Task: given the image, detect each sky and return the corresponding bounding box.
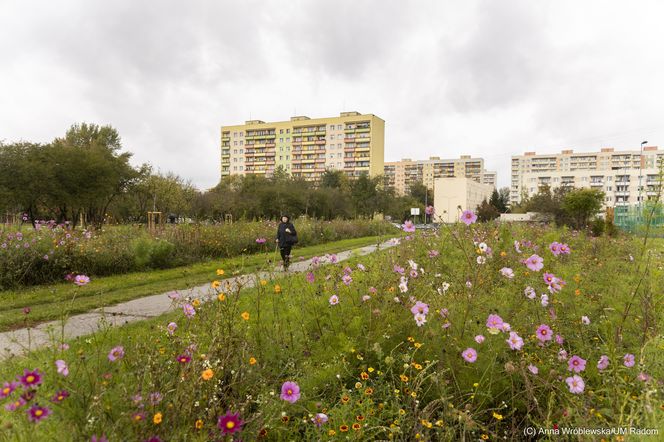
[2,0,664,190]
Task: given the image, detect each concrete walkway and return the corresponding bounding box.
[0,239,397,360]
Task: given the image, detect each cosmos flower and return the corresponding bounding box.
[623,353,635,367]
[486,314,504,331]
[524,286,536,299]
[462,348,477,363]
[410,301,429,316]
[107,346,125,362]
[312,413,328,427]
[217,411,243,435]
[18,369,42,388]
[500,267,514,279]
[460,210,477,225]
[176,354,191,364]
[524,254,544,272]
[73,275,90,286]
[568,355,587,373]
[255,237,267,244]
[402,221,416,233]
[280,381,301,403]
[27,404,52,422]
[50,390,70,403]
[528,364,539,375]
[414,313,427,327]
[329,295,339,305]
[342,274,352,286]
[167,322,177,335]
[565,375,585,394]
[549,242,561,256]
[183,304,196,318]
[55,360,68,377]
[506,332,524,350]
[597,355,609,371]
[581,316,590,325]
[1,381,19,399]
[474,335,485,344]
[476,256,486,265]
[535,324,553,342]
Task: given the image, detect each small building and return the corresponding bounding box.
[433,177,494,223]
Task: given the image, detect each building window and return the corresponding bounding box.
[239,141,243,146]
[280,147,283,152]
[280,129,283,134]
[234,141,238,146]
[329,125,334,130]
[286,129,290,134]
[233,149,238,154]
[239,149,243,154]
[286,155,290,160]
[338,143,342,148]
[233,132,237,137]
[233,166,237,171]
[240,132,243,137]
[239,166,243,171]
[279,138,283,142]
[330,134,335,140]
[337,125,342,130]
[279,156,283,160]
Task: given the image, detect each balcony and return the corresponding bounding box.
[344,137,356,143]
[314,140,326,145]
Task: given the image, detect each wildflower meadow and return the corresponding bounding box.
[0,216,663,441]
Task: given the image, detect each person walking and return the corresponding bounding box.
[276,214,297,270]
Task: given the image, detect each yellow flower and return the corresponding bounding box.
[360,372,369,380]
[492,411,503,420]
[217,293,226,301]
[364,387,374,396]
[328,430,336,436]
[481,435,489,440]
[201,369,214,380]
[340,424,349,432]
[249,357,257,365]
[410,391,417,398]
[241,311,250,321]
[407,336,415,343]
[575,289,581,296]
[400,374,409,382]
[260,280,268,286]
[399,409,406,415]
[500,251,507,257]
[195,419,203,429]
[274,284,281,293]
[192,299,200,307]
[473,382,479,388]
[414,342,422,348]
[367,367,375,373]
[435,420,443,427]
[414,363,423,370]
[211,280,221,289]
[355,382,362,389]
[153,412,162,424]
[216,269,225,276]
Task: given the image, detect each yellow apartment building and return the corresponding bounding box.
[220,112,385,181]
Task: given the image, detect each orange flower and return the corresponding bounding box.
[195,419,204,429]
[241,311,250,321]
[201,369,214,380]
[360,372,369,380]
[212,280,221,289]
[217,293,226,301]
[249,357,257,365]
[340,425,349,432]
[216,269,225,276]
[274,284,281,293]
[352,423,361,430]
[153,412,163,424]
[364,387,374,396]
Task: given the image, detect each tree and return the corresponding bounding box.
[489,187,510,213]
[409,182,433,206]
[562,188,605,229]
[476,198,500,222]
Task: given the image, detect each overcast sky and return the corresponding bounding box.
[2,1,663,189]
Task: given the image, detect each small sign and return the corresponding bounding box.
[410,208,420,216]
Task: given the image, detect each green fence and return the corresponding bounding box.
[614,203,664,235]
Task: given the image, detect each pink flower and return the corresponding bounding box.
[506,332,524,350]
[361,295,371,302]
[306,272,315,283]
[107,346,124,362]
[167,322,177,335]
[565,375,585,394]
[567,355,587,373]
[559,243,571,255]
[217,411,244,434]
[17,369,42,388]
[328,295,339,305]
[73,275,90,286]
[55,360,68,377]
[462,348,477,363]
[402,221,416,233]
[535,324,553,342]
[597,355,609,370]
[460,210,477,225]
[425,205,435,215]
[623,353,635,367]
[581,316,590,325]
[27,404,52,422]
[183,304,196,318]
[528,364,539,375]
[1,381,19,399]
[555,335,564,345]
[414,313,427,327]
[410,301,429,316]
[312,413,328,427]
[255,237,267,244]
[540,294,549,307]
[311,256,321,266]
[524,286,536,299]
[4,397,26,411]
[524,254,544,272]
[329,254,338,264]
[558,349,568,361]
[500,267,514,279]
[428,250,439,258]
[549,241,561,256]
[486,314,504,331]
[638,372,652,382]
[280,381,301,403]
[341,274,352,286]
[393,265,405,275]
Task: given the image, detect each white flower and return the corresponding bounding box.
[541,294,549,307]
[479,242,488,252]
[581,316,590,325]
[476,256,486,265]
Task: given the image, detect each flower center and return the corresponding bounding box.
[287,389,292,395]
[26,375,35,383]
[35,410,43,416]
[226,421,235,429]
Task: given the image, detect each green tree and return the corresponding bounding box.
[476,198,500,222]
[562,188,605,229]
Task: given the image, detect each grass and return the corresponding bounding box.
[0,224,662,441]
[0,235,386,332]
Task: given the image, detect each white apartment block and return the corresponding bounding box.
[510,147,663,208]
[433,177,495,223]
[384,155,496,196]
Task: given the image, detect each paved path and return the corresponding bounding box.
[0,239,396,360]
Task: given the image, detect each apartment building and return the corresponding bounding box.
[220,112,384,181]
[433,177,495,223]
[384,155,496,195]
[510,146,663,207]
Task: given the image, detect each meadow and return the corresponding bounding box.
[0,217,663,441]
[0,219,392,289]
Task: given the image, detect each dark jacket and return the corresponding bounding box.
[276,221,297,248]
